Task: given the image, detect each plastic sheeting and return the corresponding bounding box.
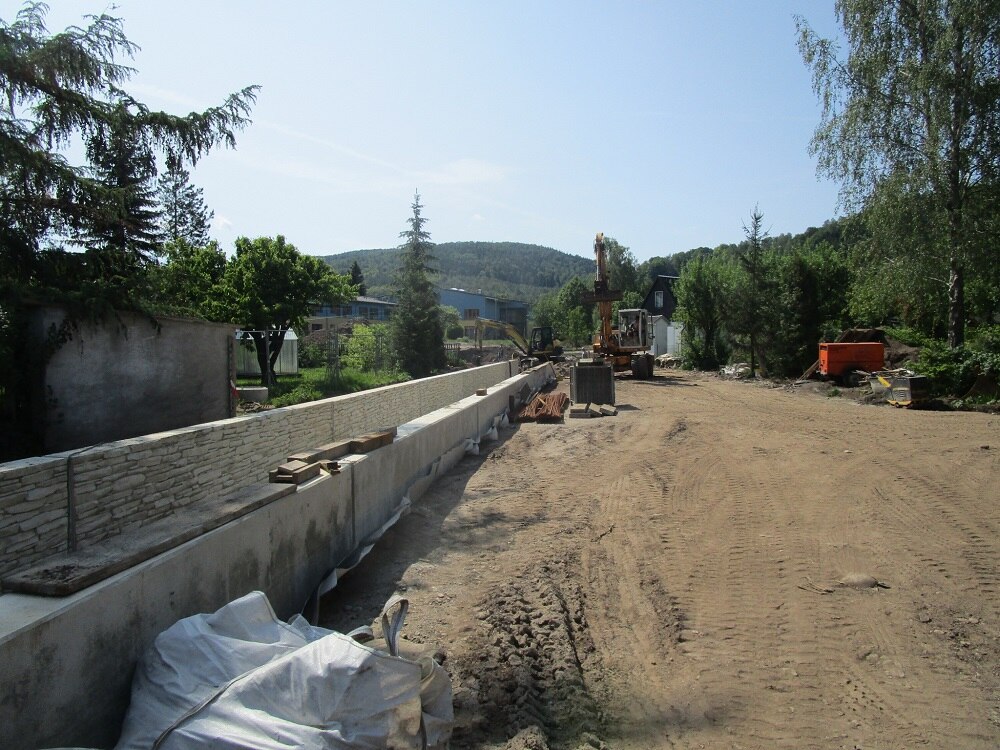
[115,591,452,750]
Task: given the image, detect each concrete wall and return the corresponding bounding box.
[0,361,554,750]
[0,361,515,582]
[34,307,236,453]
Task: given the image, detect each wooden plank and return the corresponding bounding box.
[269,461,322,484]
[349,429,395,453]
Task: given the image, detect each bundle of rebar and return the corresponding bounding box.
[516,392,569,422]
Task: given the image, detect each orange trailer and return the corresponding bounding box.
[818,342,885,385]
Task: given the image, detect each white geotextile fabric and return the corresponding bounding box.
[115,591,448,750]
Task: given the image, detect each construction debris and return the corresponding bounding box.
[515,392,569,422]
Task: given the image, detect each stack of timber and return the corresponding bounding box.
[269,429,397,485]
[515,392,569,422]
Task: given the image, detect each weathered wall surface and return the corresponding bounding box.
[0,361,552,750]
[0,361,515,583]
[35,307,237,453]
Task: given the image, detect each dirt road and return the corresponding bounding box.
[321,370,999,749]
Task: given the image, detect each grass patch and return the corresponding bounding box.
[237,367,409,407]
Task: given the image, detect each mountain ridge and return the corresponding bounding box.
[321,241,595,303]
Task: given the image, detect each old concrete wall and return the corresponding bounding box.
[0,361,515,583]
[0,361,552,750]
[35,307,237,453]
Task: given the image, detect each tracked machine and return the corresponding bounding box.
[474,317,563,366]
[571,233,655,405]
[585,232,655,379]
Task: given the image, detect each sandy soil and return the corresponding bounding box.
[320,370,999,750]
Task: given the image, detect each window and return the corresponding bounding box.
[654,290,664,310]
[464,309,480,320]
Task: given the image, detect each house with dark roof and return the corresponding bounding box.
[640,275,684,356]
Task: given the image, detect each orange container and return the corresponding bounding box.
[818,342,885,377]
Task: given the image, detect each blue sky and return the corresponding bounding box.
[13,1,845,262]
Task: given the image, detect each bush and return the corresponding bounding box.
[298,342,327,368]
[883,326,931,348]
[912,340,1000,398]
[967,324,1000,354]
[270,383,323,407]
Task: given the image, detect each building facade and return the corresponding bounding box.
[306,296,397,333]
[438,287,530,338]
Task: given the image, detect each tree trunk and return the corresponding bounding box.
[947,252,965,348]
[251,332,270,387]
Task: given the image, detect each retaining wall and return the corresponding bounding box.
[0,361,516,582]
[0,361,554,750]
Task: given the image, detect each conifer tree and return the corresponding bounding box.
[78,101,162,302]
[392,192,446,378]
[157,150,214,247]
[349,260,367,296]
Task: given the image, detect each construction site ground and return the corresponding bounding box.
[320,369,999,750]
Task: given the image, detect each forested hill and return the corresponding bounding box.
[321,241,595,303]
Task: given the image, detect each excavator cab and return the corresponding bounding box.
[529,326,556,355]
[617,309,651,349]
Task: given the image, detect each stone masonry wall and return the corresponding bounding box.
[0,361,514,583]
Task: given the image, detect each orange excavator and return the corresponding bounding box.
[584,232,655,379]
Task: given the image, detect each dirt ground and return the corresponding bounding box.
[320,369,999,750]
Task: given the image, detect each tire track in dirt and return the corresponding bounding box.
[579,442,683,747]
[323,373,1000,750]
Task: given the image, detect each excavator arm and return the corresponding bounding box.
[475,317,531,357]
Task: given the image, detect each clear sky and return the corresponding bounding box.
[13,1,845,262]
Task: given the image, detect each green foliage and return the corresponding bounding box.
[0,2,257,458]
[242,366,408,407]
[549,276,597,346]
[438,305,463,339]
[151,239,227,318]
[603,236,643,298]
[797,0,1000,347]
[913,340,1000,398]
[297,342,327,368]
[0,2,257,290]
[342,323,397,373]
[967,325,1000,354]
[79,100,163,300]
[349,260,367,296]
[676,254,730,370]
[883,326,932,348]
[323,242,593,303]
[391,193,447,378]
[225,235,356,384]
[158,149,214,246]
[675,216,853,378]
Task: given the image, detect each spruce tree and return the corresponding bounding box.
[349,260,367,296]
[79,102,162,301]
[392,192,446,378]
[158,150,214,246]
